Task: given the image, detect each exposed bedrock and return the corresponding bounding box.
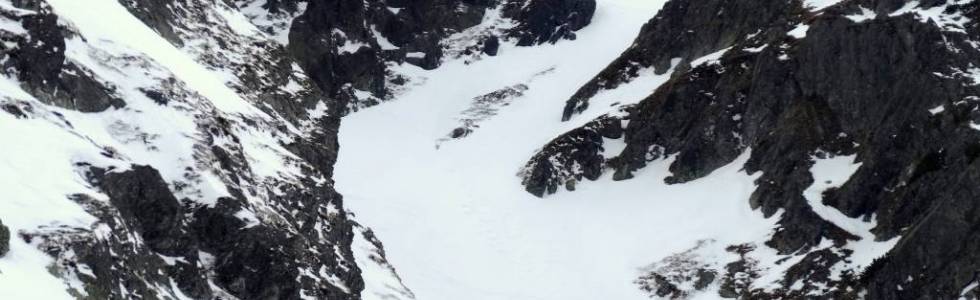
[524,0,980,297]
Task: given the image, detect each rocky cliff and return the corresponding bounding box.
[0,0,592,299]
[523,0,980,298]
[8,0,980,299]
[285,0,595,112]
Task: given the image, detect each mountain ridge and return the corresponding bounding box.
[3,0,980,299]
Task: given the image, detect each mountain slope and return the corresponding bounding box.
[5,0,980,299]
[0,0,599,298]
[523,0,980,298]
[332,1,775,299]
[0,0,396,298]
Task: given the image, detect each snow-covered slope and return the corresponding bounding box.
[0,0,410,298]
[6,0,980,299]
[334,1,776,299]
[0,0,602,298]
[339,0,980,299]
[513,0,980,298]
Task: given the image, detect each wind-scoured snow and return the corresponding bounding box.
[351,225,417,300]
[804,0,844,11]
[889,1,971,33]
[0,76,103,300]
[47,0,266,116]
[846,7,878,23]
[803,155,898,282]
[803,155,864,236]
[788,24,810,39]
[691,47,732,67]
[335,1,780,299]
[239,0,308,45]
[0,0,407,297]
[963,280,980,299]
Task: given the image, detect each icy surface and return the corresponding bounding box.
[335,1,778,299]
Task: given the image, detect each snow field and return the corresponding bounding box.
[335,1,781,299]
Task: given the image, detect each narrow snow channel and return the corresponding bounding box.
[335,1,776,299]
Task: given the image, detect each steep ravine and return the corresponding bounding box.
[0,0,592,299]
[4,0,980,299]
[334,1,770,299]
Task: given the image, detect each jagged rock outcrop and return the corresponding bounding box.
[2,2,124,113]
[45,164,362,299]
[285,0,595,112]
[523,0,980,298]
[93,166,189,256]
[560,0,798,120]
[520,110,625,197]
[0,0,600,298]
[503,0,596,46]
[0,0,415,298]
[437,83,528,146]
[0,219,8,257]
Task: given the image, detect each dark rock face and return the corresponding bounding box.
[0,219,8,257]
[1,2,125,112]
[520,111,624,197]
[28,148,362,300]
[482,36,500,56]
[560,0,798,120]
[120,0,328,125]
[119,0,182,45]
[503,0,596,46]
[91,166,188,256]
[32,172,214,299]
[0,0,598,298]
[19,163,365,300]
[0,0,414,298]
[374,0,491,68]
[438,83,528,146]
[524,0,980,298]
[283,0,596,112]
[188,188,360,300]
[287,0,389,113]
